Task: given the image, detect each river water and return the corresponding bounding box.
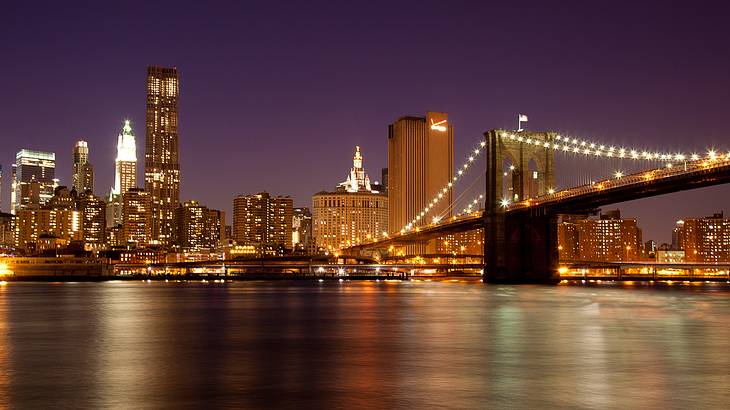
[0,280,727,409]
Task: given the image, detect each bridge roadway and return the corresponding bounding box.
[114,259,483,278]
[347,154,730,254]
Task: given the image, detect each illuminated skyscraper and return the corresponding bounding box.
[12,149,57,214]
[388,112,453,252]
[72,140,94,193]
[107,120,138,228]
[114,120,137,197]
[145,66,180,246]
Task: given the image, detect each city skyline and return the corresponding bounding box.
[2,2,730,243]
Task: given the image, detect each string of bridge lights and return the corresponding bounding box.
[500,132,710,162]
[398,131,722,234]
[400,140,487,234]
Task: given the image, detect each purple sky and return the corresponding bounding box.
[2,1,729,243]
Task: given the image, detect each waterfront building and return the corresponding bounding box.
[233,192,293,255]
[174,200,224,251]
[388,112,453,253]
[14,208,82,251]
[122,188,151,246]
[72,141,94,193]
[292,207,314,254]
[144,66,180,246]
[78,191,106,249]
[11,149,57,214]
[312,146,388,252]
[574,209,643,262]
[675,212,730,263]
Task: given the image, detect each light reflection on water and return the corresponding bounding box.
[0,281,728,409]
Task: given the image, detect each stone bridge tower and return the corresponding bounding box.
[483,129,559,283]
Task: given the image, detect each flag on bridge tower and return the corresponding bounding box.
[518,114,528,131]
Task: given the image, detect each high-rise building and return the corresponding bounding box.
[122,188,151,246]
[388,112,453,252]
[292,207,314,254]
[72,141,94,193]
[11,149,56,214]
[233,192,293,253]
[145,66,180,246]
[78,192,106,249]
[675,212,730,263]
[174,200,224,252]
[573,210,643,262]
[107,120,138,228]
[312,146,388,252]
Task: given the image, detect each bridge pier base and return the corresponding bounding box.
[484,210,560,284]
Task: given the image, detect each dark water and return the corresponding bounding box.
[0,281,728,409]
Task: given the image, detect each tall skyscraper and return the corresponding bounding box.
[312,146,388,252]
[72,140,94,193]
[388,112,453,252]
[233,192,293,252]
[12,149,56,214]
[145,66,180,247]
[107,120,138,228]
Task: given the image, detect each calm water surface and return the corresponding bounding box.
[0,281,728,409]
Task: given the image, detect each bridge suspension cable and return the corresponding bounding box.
[401,139,487,233]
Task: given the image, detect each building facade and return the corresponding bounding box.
[312,146,388,252]
[233,192,293,254]
[175,200,224,252]
[675,212,730,263]
[144,66,180,246]
[11,149,57,214]
[388,112,453,254]
[72,140,94,193]
[122,188,151,246]
[78,192,106,249]
[565,210,643,262]
[292,207,314,254]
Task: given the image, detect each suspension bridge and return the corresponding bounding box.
[344,128,730,283]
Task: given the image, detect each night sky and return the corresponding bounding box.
[2,1,729,243]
